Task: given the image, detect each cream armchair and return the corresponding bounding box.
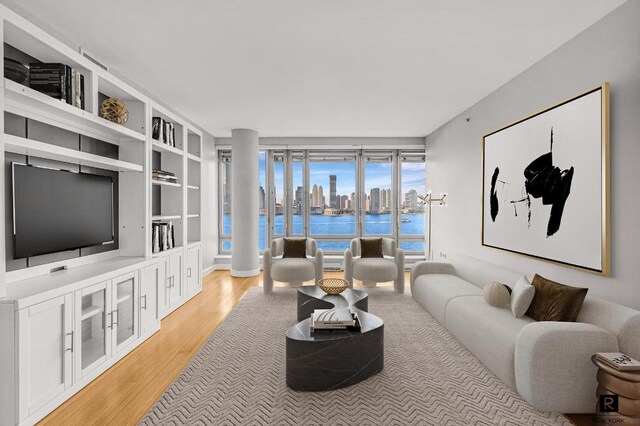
[344,238,405,293]
[263,238,324,294]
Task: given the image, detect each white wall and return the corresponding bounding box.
[425,1,640,308]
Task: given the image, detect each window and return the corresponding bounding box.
[219,149,426,255]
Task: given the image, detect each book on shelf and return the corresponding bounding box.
[29,62,85,109]
[152,117,177,147]
[596,353,640,371]
[152,221,176,253]
[310,308,361,332]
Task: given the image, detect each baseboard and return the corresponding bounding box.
[230,268,260,277]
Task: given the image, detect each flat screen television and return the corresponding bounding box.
[12,163,114,258]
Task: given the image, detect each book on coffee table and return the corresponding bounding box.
[596,352,640,371]
[310,309,361,332]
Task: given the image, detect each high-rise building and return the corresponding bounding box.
[385,189,392,211]
[259,185,265,210]
[318,185,324,208]
[370,188,380,213]
[294,186,303,214]
[404,189,419,211]
[341,195,349,210]
[312,184,318,207]
[329,175,337,208]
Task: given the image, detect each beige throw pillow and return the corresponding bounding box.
[510,275,535,318]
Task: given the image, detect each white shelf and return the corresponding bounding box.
[152,180,181,188]
[151,246,183,258]
[152,141,183,156]
[187,185,200,190]
[4,134,144,172]
[116,293,131,305]
[4,79,145,143]
[187,153,201,163]
[187,214,200,218]
[80,305,104,321]
[152,214,182,221]
[187,241,201,248]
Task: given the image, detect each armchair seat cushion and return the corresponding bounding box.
[270,258,316,282]
[353,258,398,282]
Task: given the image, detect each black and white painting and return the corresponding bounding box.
[482,85,608,273]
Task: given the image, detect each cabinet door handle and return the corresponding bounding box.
[66,331,74,352]
[107,311,113,329]
[141,294,147,310]
[113,309,119,325]
[187,267,191,278]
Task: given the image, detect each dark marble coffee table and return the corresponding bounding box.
[285,286,384,392]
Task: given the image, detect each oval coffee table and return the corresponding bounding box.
[286,286,384,391]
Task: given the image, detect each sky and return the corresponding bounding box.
[257,152,425,201]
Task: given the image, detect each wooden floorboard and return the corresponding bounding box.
[37,270,580,425]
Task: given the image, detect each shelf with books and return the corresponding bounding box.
[151,103,185,152]
[4,78,146,144]
[152,141,183,156]
[4,134,144,173]
[151,179,181,188]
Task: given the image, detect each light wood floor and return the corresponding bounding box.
[39,271,583,426]
[39,271,395,425]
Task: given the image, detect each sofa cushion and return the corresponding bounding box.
[352,258,397,282]
[526,274,588,322]
[446,296,535,389]
[411,274,482,325]
[270,258,315,282]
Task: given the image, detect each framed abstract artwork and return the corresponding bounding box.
[482,83,610,275]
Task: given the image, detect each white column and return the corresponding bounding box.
[231,129,260,277]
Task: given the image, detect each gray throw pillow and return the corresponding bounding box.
[510,275,535,318]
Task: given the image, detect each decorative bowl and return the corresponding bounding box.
[318,278,349,295]
[100,97,129,125]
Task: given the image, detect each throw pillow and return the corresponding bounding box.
[360,238,383,258]
[283,238,307,258]
[525,274,588,322]
[483,282,511,307]
[510,275,535,318]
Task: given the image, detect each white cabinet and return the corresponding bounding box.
[140,262,163,336]
[74,281,110,381]
[187,246,201,296]
[17,294,73,422]
[111,272,138,354]
[159,251,185,318]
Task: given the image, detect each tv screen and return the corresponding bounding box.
[12,163,114,258]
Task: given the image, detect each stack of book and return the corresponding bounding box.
[152,117,176,147]
[310,308,361,332]
[29,63,85,109]
[152,169,178,184]
[596,353,640,371]
[152,221,175,253]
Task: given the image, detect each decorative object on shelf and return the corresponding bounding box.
[152,220,175,253]
[318,278,349,295]
[483,281,511,307]
[482,83,610,275]
[4,57,29,85]
[419,190,448,259]
[100,97,129,125]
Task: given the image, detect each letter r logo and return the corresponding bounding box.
[599,394,618,412]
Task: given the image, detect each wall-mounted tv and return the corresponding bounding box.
[12,163,114,258]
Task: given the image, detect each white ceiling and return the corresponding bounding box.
[5,0,626,137]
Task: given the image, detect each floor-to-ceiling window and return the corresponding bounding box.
[218,148,426,256]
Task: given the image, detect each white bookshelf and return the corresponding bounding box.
[0,6,206,425]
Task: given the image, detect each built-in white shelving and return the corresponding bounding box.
[187,153,201,163]
[80,305,104,321]
[187,214,200,219]
[4,134,144,173]
[152,214,182,221]
[152,141,183,156]
[152,180,181,188]
[187,185,199,190]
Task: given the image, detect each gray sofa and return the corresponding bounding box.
[411,254,640,413]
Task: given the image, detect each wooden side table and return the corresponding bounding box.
[592,355,640,421]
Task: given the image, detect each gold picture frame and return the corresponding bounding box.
[481,83,610,275]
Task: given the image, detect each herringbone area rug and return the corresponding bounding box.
[141,287,570,425]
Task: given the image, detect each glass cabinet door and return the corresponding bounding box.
[113,272,137,352]
[75,282,110,380]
